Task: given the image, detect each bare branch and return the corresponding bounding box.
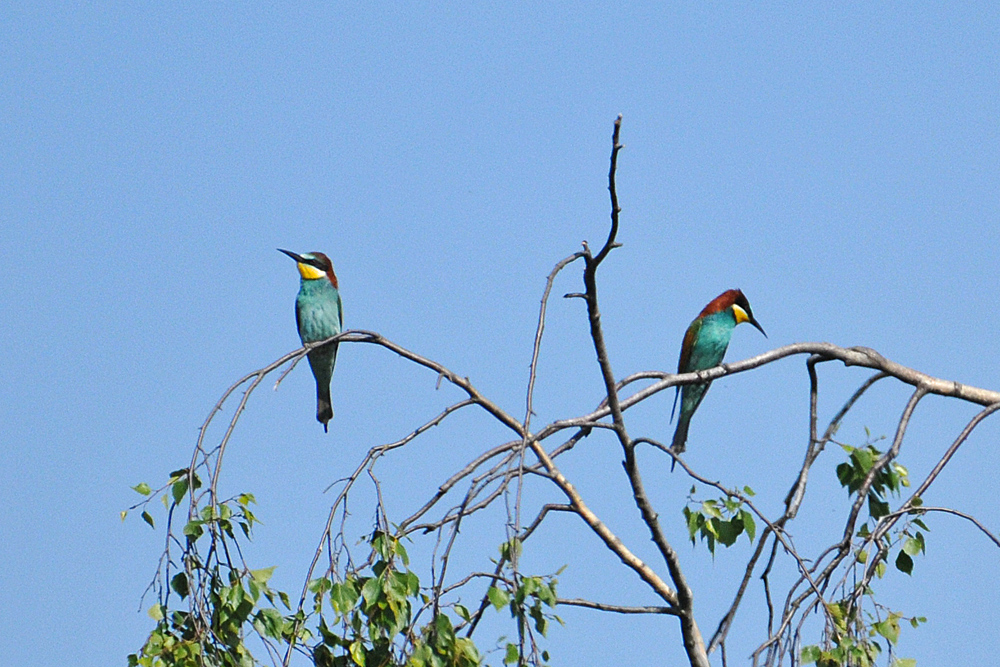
[524,252,585,433]
[576,117,709,667]
[556,598,678,616]
[885,506,1000,549]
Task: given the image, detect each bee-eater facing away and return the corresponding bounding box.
[670,289,766,470]
[279,249,343,432]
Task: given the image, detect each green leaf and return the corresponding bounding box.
[251,566,277,585]
[715,517,741,547]
[499,538,522,562]
[132,482,153,496]
[895,550,914,575]
[171,572,189,599]
[743,485,756,497]
[825,601,845,625]
[394,540,409,566]
[903,536,923,557]
[891,659,917,667]
[504,643,519,665]
[836,462,853,488]
[147,603,164,621]
[349,640,366,667]
[256,608,285,639]
[701,500,723,519]
[141,511,155,529]
[488,586,510,610]
[868,494,890,520]
[538,581,558,607]
[874,615,900,644]
[800,645,822,664]
[361,576,381,605]
[741,509,756,543]
[683,507,700,541]
[854,447,874,472]
[182,520,203,539]
[435,611,455,638]
[405,571,420,596]
[330,581,360,613]
[120,510,128,522]
[309,577,330,595]
[171,479,189,505]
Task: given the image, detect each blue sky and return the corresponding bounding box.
[2,3,998,665]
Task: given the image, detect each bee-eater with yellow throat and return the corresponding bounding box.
[670,289,765,469]
[279,249,343,432]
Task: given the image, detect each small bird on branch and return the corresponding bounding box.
[279,249,343,432]
[670,289,766,470]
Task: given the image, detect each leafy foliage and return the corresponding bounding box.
[127,469,565,667]
[835,442,909,521]
[682,486,757,555]
[798,439,929,666]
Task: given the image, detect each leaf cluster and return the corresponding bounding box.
[681,486,757,555]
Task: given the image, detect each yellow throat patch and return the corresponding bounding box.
[732,304,750,325]
[297,262,327,280]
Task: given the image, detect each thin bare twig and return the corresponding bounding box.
[556,598,678,616]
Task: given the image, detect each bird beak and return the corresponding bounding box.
[749,317,767,338]
[278,248,305,263]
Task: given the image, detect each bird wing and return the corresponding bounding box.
[671,318,702,422]
[677,318,701,373]
[295,299,303,339]
[337,290,344,332]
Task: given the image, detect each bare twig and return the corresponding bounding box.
[883,506,1000,549]
[556,598,678,616]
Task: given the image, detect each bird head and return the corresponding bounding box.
[699,289,766,337]
[278,249,339,287]
[729,290,766,337]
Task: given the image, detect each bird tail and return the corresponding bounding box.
[669,414,690,472]
[308,348,336,433]
[316,386,333,433]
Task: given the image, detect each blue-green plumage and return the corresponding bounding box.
[670,289,765,469]
[279,249,343,432]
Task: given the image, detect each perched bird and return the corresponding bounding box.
[278,249,343,432]
[670,289,766,469]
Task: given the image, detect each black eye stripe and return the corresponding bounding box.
[735,294,752,316]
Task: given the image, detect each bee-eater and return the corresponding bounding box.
[279,249,343,432]
[670,289,766,469]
